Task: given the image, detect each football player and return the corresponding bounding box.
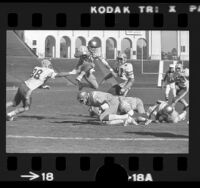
[68,39,117,91]
[77,91,132,124]
[66,45,99,90]
[100,52,134,96]
[6,59,72,121]
[161,64,176,102]
[172,63,189,109]
[105,96,145,126]
[136,100,187,125]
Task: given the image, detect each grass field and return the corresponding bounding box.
[6,85,189,153]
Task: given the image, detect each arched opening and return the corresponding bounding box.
[45,35,56,58]
[137,38,148,60]
[75,36,86,53]
[106,37,117,59]
[121,38,132,59]
[60,36,71,58]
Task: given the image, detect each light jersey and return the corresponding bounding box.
[119,96,142,111]
[87,91,116,107]
[25,66,57,91]
[115,63,134,87]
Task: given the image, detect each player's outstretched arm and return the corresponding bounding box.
[55,72,75,78]
[98,57,117,77]
[99,73,114,85]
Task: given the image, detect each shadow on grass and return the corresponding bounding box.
[58,113,91,118]
[124,131,188,138]
[18,115,61,120]
[50,119,102,126]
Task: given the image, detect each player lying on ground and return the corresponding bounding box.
[103,96,146,126]
[161,64,176,102]
[66,39,117,90]
[77,91,136,125]
[6,59,73,121]
[99,53,134,96]
[172,63,189,109]
[136,100,188,125]
[77,91,144,126]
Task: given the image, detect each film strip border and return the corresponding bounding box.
[0,3,195,29]
[6,12,188,28]
[3,155,188,181]
[0,2,198,182]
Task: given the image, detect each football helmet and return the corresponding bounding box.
[175,63,183,72]
[117,52,127,64]
[165,105,174,114]
[41,59,53,69]
[119,100,132,113]
[74,45,89,58]
[88,39,100,57]
[77,91,89,105]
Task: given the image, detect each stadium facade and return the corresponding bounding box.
[22,30,189,60]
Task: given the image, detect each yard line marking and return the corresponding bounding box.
[7,135,188,141]
[6,87,159,91]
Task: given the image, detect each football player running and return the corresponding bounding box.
[161,64,176,102]
[67,39,117,91]
[6,59,72,121]
[172,63,189,110]
[100,52,134,96]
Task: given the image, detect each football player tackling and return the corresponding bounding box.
[136,100,187,125]
[6,59,72,121]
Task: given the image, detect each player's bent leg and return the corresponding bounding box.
[108,114,129,121]
[103,119,124,126]
[137,100,146,114]
[165,85,170,101]
[84,73,99,89]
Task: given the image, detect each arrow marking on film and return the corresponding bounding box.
[20,171,40,181]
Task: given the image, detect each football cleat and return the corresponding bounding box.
[6,114,14,121]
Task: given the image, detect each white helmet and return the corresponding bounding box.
[165,105,174,114]
[41,59,53,69]
[117,52,127,64]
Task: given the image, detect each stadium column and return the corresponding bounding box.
[56,36,60,58]
[132,37,137,60]
[101,39,106,58]
[71,37,76,59]
[117,38,121,57]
